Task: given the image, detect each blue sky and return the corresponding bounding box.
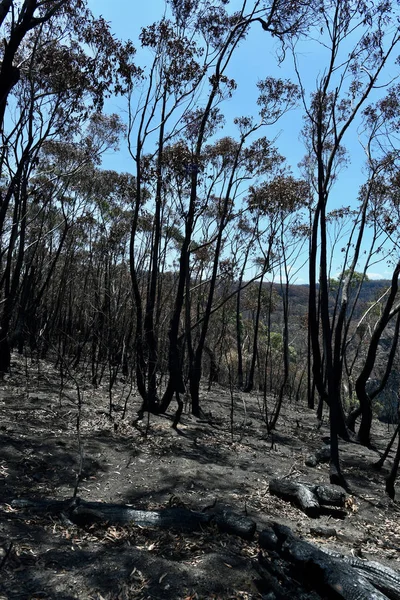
[87,1,396,282]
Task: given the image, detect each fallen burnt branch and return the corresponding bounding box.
[11,497,256,540]
[259,522,400,600]
[269,478,346,517]
[269,478,319,517]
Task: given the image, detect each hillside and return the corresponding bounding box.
[272,279,393,316]
[1,354,400,599]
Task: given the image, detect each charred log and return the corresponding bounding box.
[11,497,256,540]
[269,478,347,517]
[269,478,320,517]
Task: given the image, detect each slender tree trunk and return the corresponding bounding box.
[144,91,167,409]
[1,172,28,344]
[130,165,148,414]
[161,20,251,416]
[386,425,400,499]
[236,243,252,389]
[350,310,400,432]
[236,284,244,389]
[375,423,400,471]
[315,104,348,487]
[269,254,290,429]
[244,273,264,393]
[190,135,249,415]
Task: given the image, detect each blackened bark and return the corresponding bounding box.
[351,310,400,435]
[204,345,219,387]
[269,256,290,430]
[1,166,29,348]
[347,405,362,432]
[0,328,10,377]
[236,269,247,389]
[370,310,400,402]
[259,522,400,600]
[375,423,400,471]
[190,136,246,416]
[143,91,167,409]
[235,233,254,389]
[355,262,400,446]
[162,19,250,416]
[269,478,347,517]
[307,319,315,409]
[269,478,320,517]
[130,163,149,414]
[385,424,400,500]
[12,497,256,540]
[244,273,264,393]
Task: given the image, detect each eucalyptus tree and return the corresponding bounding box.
[347,85,400,446]
[243,174,309,396]
[128,0,318,420]
[296,0,400,486]
[186,130,299,416]
[266,179,309,427]
[231,215,260,389]
[128,13,209,414]
[327,99,400,448]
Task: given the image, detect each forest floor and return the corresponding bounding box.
[1,354,400,600]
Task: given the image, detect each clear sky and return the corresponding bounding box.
[86,1,396,282]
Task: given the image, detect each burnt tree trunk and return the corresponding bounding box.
[355,262,400,446]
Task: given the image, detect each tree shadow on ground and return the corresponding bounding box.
[0,431,107,503]
[0,507,259,600]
